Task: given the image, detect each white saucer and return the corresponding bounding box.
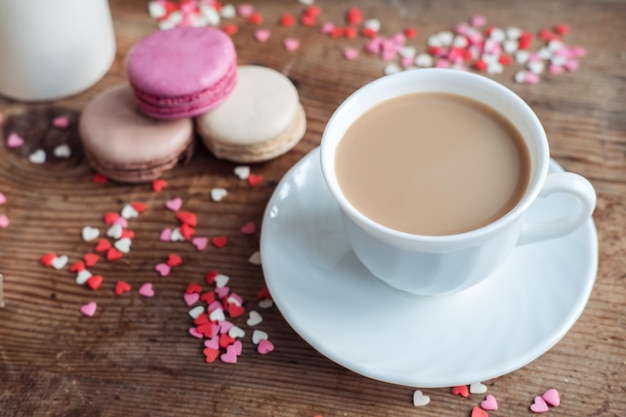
[260,147,598,388]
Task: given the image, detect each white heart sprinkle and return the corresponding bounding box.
[234,165,250,180]
[252,330,269,344]
[515,70,528,84]
[148,1,166,18]
[247,310,263,326]
[258,299,274,309]
[487,62,504,75]
[412,390,431,406]
[28,149,46,164]
[470,382,488,394]
[415,53,433,67]
[427,34,442,47]
[228,326,245,339]
[384,63,401,76]
[227,295,242,307]
[170,228,185,242]
[158,11,182,31]
[215,274,230,288]
[503,39,519,54]
[399,46,416,59]
[537,46,552,59]
[188,306,205,319]
[53,144,71,159]
[200,4,220,25]
[120,204,139,219]
[220,4,235,18]
[528,61,545,74]
[211,188,227,202]
[489,28,506,42]
[437,31,454,46]
[114,237,132,254]
[452,35,469,48]
[506,26,522,40]
[76,270,92,285]
[248,251,262,265]
[298,0,314,5]
[515,50,530,64]
[364,18,380,31]
[81,226,100,242]
[106,224,123,239]
[209,308,225,322]
[51,255,68,270]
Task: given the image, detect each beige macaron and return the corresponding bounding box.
[195,65,306,163]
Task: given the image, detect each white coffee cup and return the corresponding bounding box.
[320,69,596,296]
[0,0,116,101]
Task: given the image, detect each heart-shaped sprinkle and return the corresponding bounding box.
[166,253,182,267]
[452,385,469,398]
[189,327,203,339]
[384,62,401,75]
[247,310,263,326]
[247,174,263,187]
[470,382,488,394]
[205,271,219,284]
[203,347,220,363]
[179,223,195,240]
[51,255,68,270]
[228,303,245,318]
[222,24,238,36]
[176,211,197,227]
[210,188,227,202]
[220,345,238,363]
[471,406,488,417]
[114,280,131,296]
[343,47,359,60]
[204,335,220,350]
[184,292,200,306]
[81,226,100,242]
[155,263,171,277]
[0,214,9,228]
[138,282,154,298]
[211,236,227,248]
[107,224,123,239]
[114,238,131,254]
[188,305,205,319]
[76,270,92,285]
[219,320,234,334]
[197,323,217,338]
[83,253,100,267]
[257,287,271,300]
[165,197,183,211]
[195,314,210,327]
[252,330,268,344]
[6,132,24,148]
[234,165,250,180]
[120,204,139,219]
[80,302,97,317]
[52,115,69,129]
[103,211,120,225]
[192,237,208,251]
[53,144,71,159]
[253,29,271,43]
[214,274,229,288]
[40,253,57,266]
[208,300,223,313]
[541,389,560,407]
[86,275,103,290]
[0,192,6,205]
[248,251,262,265]
[112,217,128,228]
[152,179,168,192]
[209,308,226,322]
[412,390,430,407]
[479,394,498,411]
[237,4,253,17]
[186,282,202,294]
[257,339,274,355]
[69,261,85,272]
[29,149,46,164]
[214,286,229,299]
[131,202,146,213]
[160,228,172,242]
[227,293,243,306]
[106,248,123,261]
[220,4,235,18]
[200,291,215,304]
[92,173,108,184]
[95,238,111,252]
[121,229,134,239]
[228,325,245,339]
[219,333,235,348]
[259,299,273,309]
[530,396,549,413]
[283,37,300,52]
[232,340,243,356]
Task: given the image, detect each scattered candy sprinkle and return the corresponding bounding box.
[80,302,97,317]
[541,388,560,407]
[480,394,498,411]
[470,382,488,394]
[530,396,549,413]
[452,385,469,398]
[412,390,430,407]
[138,282,155,298]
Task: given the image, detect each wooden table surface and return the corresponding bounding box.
[1,1,624,416]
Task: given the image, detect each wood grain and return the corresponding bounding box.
[0,1,625,416]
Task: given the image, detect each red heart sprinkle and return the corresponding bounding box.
[176,211,197,227]
[40,253,57,267]
[219,333,235,348]
[330,27,343,38]
[518,32,533,50]
[83,253,100,267]
[343,26,357,39]
[86,275,103,290]
[200,291,215,304]
[120,229,134,239]
[131,202,147,213]
[179,223,196,240]
[211,236,227,248]
[362,27,377,38]
[247,12,262,24]
[553,24,569,36]
[203,347,219,363]
[300,14,316,26]
[305,5,320,17]
[69,261,85,272]
[197,322,218,338]
[452,385,469,398]
[472,59,487,72]
[471,406,488,417]
[95,238,112,252]
[247,174,262,187]
[205,271,219,284]
[222,24,238,36]
[103,211,120,225]
[346,7,363,25]
[194,313,210,326]
[114,280,131,296]
[499,55,513,66]
[404,27,418,38]
[106,248,123,261]
[151,179,168,192]
[92,173,108,184]
[167,253,183,267]
[279,13,295,27]
[257,287,272,300]
[228,303,245,318]
[186,282,202,294]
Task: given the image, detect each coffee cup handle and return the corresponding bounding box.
[517,172,596,246]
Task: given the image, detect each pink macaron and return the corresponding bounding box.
[126,27,237,119]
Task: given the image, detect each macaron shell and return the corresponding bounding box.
[195,65,300,146]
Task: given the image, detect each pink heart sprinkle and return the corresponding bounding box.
[228,292,243,305]
[470,15,487,27]
[207,300,223,313]
[237,4,253,17]
[401,56,414,68]
[240,222,256,235]
[220,345,238,363]
[480,394,498,411]
[138,282,155,297]
[0,214,8,228]
[530,396,549,413]
[549,64,564,75]
[257,339,274,354]
[80,302,97,317]
[6,132,24,148]
[165,197,183,211]
[189,327,203,339]
[160,228,172,242]
[52,116,69,129]
[204,336,220,349]
[0,192,6,205]
[320,22,335,34]
[184,292,199,306]
[112,217,128,228]
[192,236,208,251]
[283,38,300,52]
[253,29,270,43]
[343,47,359,60]
[233,340,243,356]
[214,286,229,299]
[564,60,580,72]
[541,389,560,407]
[525,72,540,84]
[155,263,171,277]
[219,320,234,334]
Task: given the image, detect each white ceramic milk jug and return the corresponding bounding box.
[0,0,116,101]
